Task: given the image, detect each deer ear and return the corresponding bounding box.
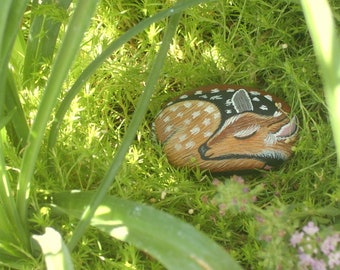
[232,89,253,113]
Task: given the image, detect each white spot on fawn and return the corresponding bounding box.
[250,91,260,95]
[196,101,204,107]
[185,141,196,149]
[165,125,173,133]
[210,95,222,100]
[163,116,170,122]
[169,106,178,112]
[192,111,201,119]
[204,105,215,114]
[264,95,272,101]
[213,113,220,119]
[184,101,192,108]
[226,99,232,106]
[184,119,191,125]
[273,111,282,117]
[179,134,187,142]
[260,105,268,110]
[195,90,203,95]
[176,112,184,118]
[180,95,188,99]
[252,97,260,102]
[190,126,200,135]
[202,118,211,126]
[203,131,213,138]
[211,88,220,93]
[174,144,182,151]
[227,88,235,92]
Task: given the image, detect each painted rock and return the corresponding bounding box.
[154,85,298,172]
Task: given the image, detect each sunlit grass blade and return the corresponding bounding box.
[66,9,184,251]
[16,1,99,225]
[53,191,242,270]
[23,0,72,87]
[0,1,12,98]
[0,1,30,252]
[5,71,29,149]
[47,0,216,151]
[0,1,29,114]
[0,1,11,46]
[33,227,74,270]
[6,31,29,149]
[300,0,340,166]
[0,0,29,171]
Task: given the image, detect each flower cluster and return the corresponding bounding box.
[290,221,340,269]
[211,175,263,215]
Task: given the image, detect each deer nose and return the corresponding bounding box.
[198,143,211,158]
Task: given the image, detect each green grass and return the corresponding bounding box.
[2,0,340,269]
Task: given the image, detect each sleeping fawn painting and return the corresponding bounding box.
[154,85,298,172]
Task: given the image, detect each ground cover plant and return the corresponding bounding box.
[0,0,339,269]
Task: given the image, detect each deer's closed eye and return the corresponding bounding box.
[233,125,260,139]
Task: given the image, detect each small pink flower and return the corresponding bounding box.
[200,195,209,204]
[212,178,222,186]
[231,198,238,205]
[298,253,313,265]
[298,253,326,270]
[242,187,249,193]
[231,175,244,184]
[255,215,265,223]
[218,203,226,216]
[303,221,319,236]
[310,258,327,270]
[290,231,304,247]
[321,234,340,255]
[328,251,340,268]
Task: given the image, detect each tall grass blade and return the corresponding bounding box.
[300,0,340,166]
[0,1,29,114]
[0,0,31,251]
[16,1,99,224]
[5,71,29,149]
[53,191,242,270]
[0,1,12,113]
[67,9,184,251]
[6,31,29,149]
[23,0,72,87]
